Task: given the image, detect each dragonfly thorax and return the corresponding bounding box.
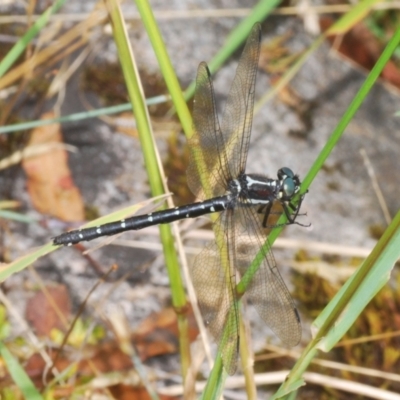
[238,173,278,205]
[232,167,300,206]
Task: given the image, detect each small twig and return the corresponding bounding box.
[360,148,391,225]
[0,289,62,380]
[45,264,117,380]
[0,143,77,171]
[107,307,160,400]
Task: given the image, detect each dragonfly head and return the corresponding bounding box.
[277,167,301,200]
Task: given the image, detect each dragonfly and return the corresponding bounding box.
[53,23,306,374]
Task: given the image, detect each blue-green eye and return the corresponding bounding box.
[283,178,295,197]
[278,167,294,180]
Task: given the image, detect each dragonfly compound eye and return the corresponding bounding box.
[278,167,294,180]
[283,177,295,198]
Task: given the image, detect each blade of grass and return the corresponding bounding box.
[254,0,382,114]
[0,0,66,78]
[326,0,382,35]
[104,0,190,378]
[314,211,400,350]
[272,209,400,399]
[239,315,257,399]
[197,7,300,395]
[269,24,400,400]
[134,0,192,137]
[238,2,395,330]
[0,341,43,400]
[184,0,283,101]
[0,210,37,223]
[136,1,267,388]
[200,356,227,400]
[0,8,106,91]
[135,0,243,384]
[0,201,19,209]
[134,0,217,205]
[0,199,158,282]
[0,95,168,135]
[239,1,400,301]
[133,0,200,380]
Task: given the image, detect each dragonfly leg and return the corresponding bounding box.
[282,193,310,227]
[261,202,273,228]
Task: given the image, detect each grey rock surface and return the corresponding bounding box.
[2,1,400,382]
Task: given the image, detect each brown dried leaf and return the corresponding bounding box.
[25,284,71,336]
[22,112,84,221]
[320,17,400,90]
[132,306,199,360]
[109,385,177,400]
[24,341,134,390]
[78,341,133,374]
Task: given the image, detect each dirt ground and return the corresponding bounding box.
[2,0,400,390]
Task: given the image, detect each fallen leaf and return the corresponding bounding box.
[25,284,70,336]
[132,306,199,360]
[22,112,85,221]
[109,385,176,400]
[23,341,133,391]
[78,341,133,375]
[320,17,400,91]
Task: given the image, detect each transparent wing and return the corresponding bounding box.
[187,62,228,199]
[190,211,239,375]
[220,23,261,179]
[234,205,301,347]
[187,23,262,199]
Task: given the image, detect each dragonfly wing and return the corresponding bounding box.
[234,206,301,347]
[187,62,229,200]
[188,23,262,199]
[220,23,262,178]
[190,211,239,375]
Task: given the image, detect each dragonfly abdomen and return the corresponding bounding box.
[53,195,231,246]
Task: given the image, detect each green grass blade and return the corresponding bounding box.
[0,210,37,223]
[0,202,150,282]
[184,0,283,101]
[0,243,56,282]
[301,21,400,191]
[134,0,192,137]
[0,0,66,78]
[0,341,43,400]
[105,0,169,194]
[190,6,285,393]
[133,0,216,205]
[326,0,382,35]
[0,96,168,135]
[238,19,400,296]
[272,210,400,399]
[314,210,400,350]
[133,0,203,377]
[255,0,381,117]
[201,355,226,400]
[105,0,190,376]
[270,24,400,400]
